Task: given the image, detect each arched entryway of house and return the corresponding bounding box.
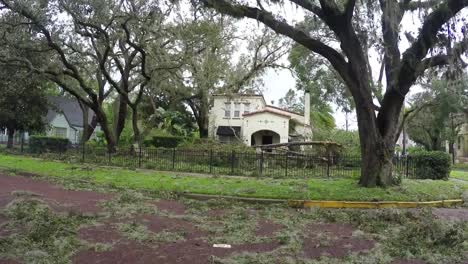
[250,130,280,147]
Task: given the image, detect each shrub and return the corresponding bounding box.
[178,138,256,153]
[143,135,185,148]
[410,151,451,180]
[29,136,69,153]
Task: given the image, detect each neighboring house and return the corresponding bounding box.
[395,129,415,156]
[454,118,468,163]
[208,93,312,146]
[0,96,100,145]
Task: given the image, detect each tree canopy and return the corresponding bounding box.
[0,66,48,148]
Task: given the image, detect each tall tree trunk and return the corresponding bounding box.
[6,128,14,149]
[355,108,395,187]
[95,108,116,153]
[198,94,210,138]
[131,107,141,146]
[359,135,395,187]
[198,107,209,138]
[199,124,208,138]
[113,95,127,144]
[78,101,95,144]
[355,89,402,187]
[83,117,98,142]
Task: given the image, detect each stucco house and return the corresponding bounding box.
[208,93,312,146]
[454,118,468,163]
[0,96,100,145]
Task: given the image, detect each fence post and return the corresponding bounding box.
[82,142,85,163]
[231,150,235,175]
[209,149,213,174]
[285,152,288,177]
[405,156,409,178]
[108,147,111,165]
[20,132,24,153]
[172,148,176,170]
[138,145,142,168]
[260,150,264,176]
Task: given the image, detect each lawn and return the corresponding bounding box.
[0,154,467,202]
[1,172,466,264]
[451,170,468,181]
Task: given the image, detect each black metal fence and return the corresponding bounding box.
[0,144,420,179]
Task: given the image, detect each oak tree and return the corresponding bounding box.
[199,0,468,187]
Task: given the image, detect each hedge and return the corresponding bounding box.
[410,151,451,180]
[143,136,185,148]
[29,136,70,153]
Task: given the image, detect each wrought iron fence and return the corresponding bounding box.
[0,144,418,179]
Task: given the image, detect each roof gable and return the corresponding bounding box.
[46,96,95,128]
[242,109,291,119]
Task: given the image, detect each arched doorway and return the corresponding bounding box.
[250,130,280,147]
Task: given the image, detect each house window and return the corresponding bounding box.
[54,127,67,138]
[234,103,241,118]
[244,103,250,114]
[224,102,231,118]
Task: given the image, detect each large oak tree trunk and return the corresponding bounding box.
[198,108,209,138]
[95,108,116,153]
[83,117,98,142]
[198,119,209,138]
[358,136,395,187]
[113,95,127,144]
[131,107,141,146]
[6,128,14,149]
[78,101,98,143]
[355,89,402,187]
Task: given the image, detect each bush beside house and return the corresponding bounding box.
[29,136,70,153]
[411,151,451,180]
[143,135,185,148]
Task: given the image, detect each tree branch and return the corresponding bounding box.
[398,0,468,94]
[288,0,324,19]
[402,0,444,11]
[201,0,351,86]
[418,37,468,72]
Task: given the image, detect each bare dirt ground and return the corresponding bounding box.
[0,172,466,264]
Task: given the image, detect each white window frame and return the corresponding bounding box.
[243,103,250,114]
[234,103,241,118]
[224,102,231,118]
[54,127,67,138]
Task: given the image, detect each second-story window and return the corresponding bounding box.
[243,103,250,114]
[224,102,231,118]
[234,103,241,118]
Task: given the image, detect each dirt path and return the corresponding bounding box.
[0,172,465,264]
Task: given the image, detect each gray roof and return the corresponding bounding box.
[46,96,95,128]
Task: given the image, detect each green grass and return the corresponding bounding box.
[0,154,467,202]
[451,170,468,181]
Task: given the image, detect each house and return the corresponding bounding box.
[454,117,468,163]
[208,93,312,146]
[395,128,415,156]
[0,96,100,145]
